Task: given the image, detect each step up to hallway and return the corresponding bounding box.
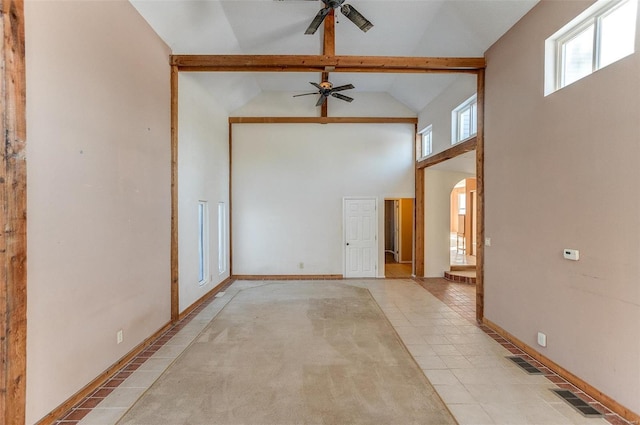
[450,265,476,272]
[444,270,476,284]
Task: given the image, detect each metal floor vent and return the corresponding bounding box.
[551,389,604,417]
[506,356,543,374]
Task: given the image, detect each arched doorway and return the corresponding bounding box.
[447,178,477,282]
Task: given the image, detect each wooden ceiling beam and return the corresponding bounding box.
[323,9,335,57]
[229,116,417,125]
[416,136,477,170]
[171,55,485,73]
[176,66,477,74]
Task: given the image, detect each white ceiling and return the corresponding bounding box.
[131,0,539,113]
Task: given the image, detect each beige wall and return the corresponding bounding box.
[485,0,640,414]
[25,1,171,423]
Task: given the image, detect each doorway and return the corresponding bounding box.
[450,178,476,268]
[384,198,414,278]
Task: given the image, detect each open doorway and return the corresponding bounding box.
[384,198,414,278]
[448,178,477,282]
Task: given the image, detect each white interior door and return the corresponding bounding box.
[344,198,378,278]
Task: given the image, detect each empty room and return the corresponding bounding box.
[1,0,639,424]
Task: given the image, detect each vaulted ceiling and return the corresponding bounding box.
[131,0,539,113]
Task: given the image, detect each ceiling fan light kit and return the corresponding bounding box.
[293,81,355,107]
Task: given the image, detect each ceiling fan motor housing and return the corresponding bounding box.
[325,0,345,9]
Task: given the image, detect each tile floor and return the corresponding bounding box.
[53,279,632,425]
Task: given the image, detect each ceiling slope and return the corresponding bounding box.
[131,0,539,113]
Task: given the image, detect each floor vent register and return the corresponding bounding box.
[506,356,543,374]
[551,389,604,418]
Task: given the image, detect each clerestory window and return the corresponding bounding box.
[545,0,637,95]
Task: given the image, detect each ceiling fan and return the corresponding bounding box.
[304,0,373,35]
[293,81,355,107]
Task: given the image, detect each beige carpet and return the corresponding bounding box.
[117,282,456,425]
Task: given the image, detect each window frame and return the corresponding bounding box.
[451,94,477,145]
[546,0,637,94]
[556,19,596,89]
[419,125,433,159]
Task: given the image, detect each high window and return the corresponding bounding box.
[451,95,477,144]
[546,0,637,94]
[218,202,227,275]
[198,201,210,285]
[419,125,433,158]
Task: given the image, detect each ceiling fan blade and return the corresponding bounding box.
[331,92,354,103]
[305,7,331,35]
[293,92,320,97]
[316,95,328,107]
[340,4,373,32]
[309,81,323,90]
[330,84,355,92]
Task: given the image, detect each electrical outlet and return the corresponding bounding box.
[563,249,579,261]
[299,262,304,269]
[117,329,123,345]
[485,237,492,247]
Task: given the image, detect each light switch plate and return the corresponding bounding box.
[537,332,547,347]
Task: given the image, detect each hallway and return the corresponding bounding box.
[55,279,629,425]
[385,252,413,278]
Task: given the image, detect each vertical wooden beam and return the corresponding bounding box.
[0,1,27,424]
[475,68,485,322]
[323,9,335,57]
[414,127,425,277]
[170,65,179,322]
[321,10,334,119]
